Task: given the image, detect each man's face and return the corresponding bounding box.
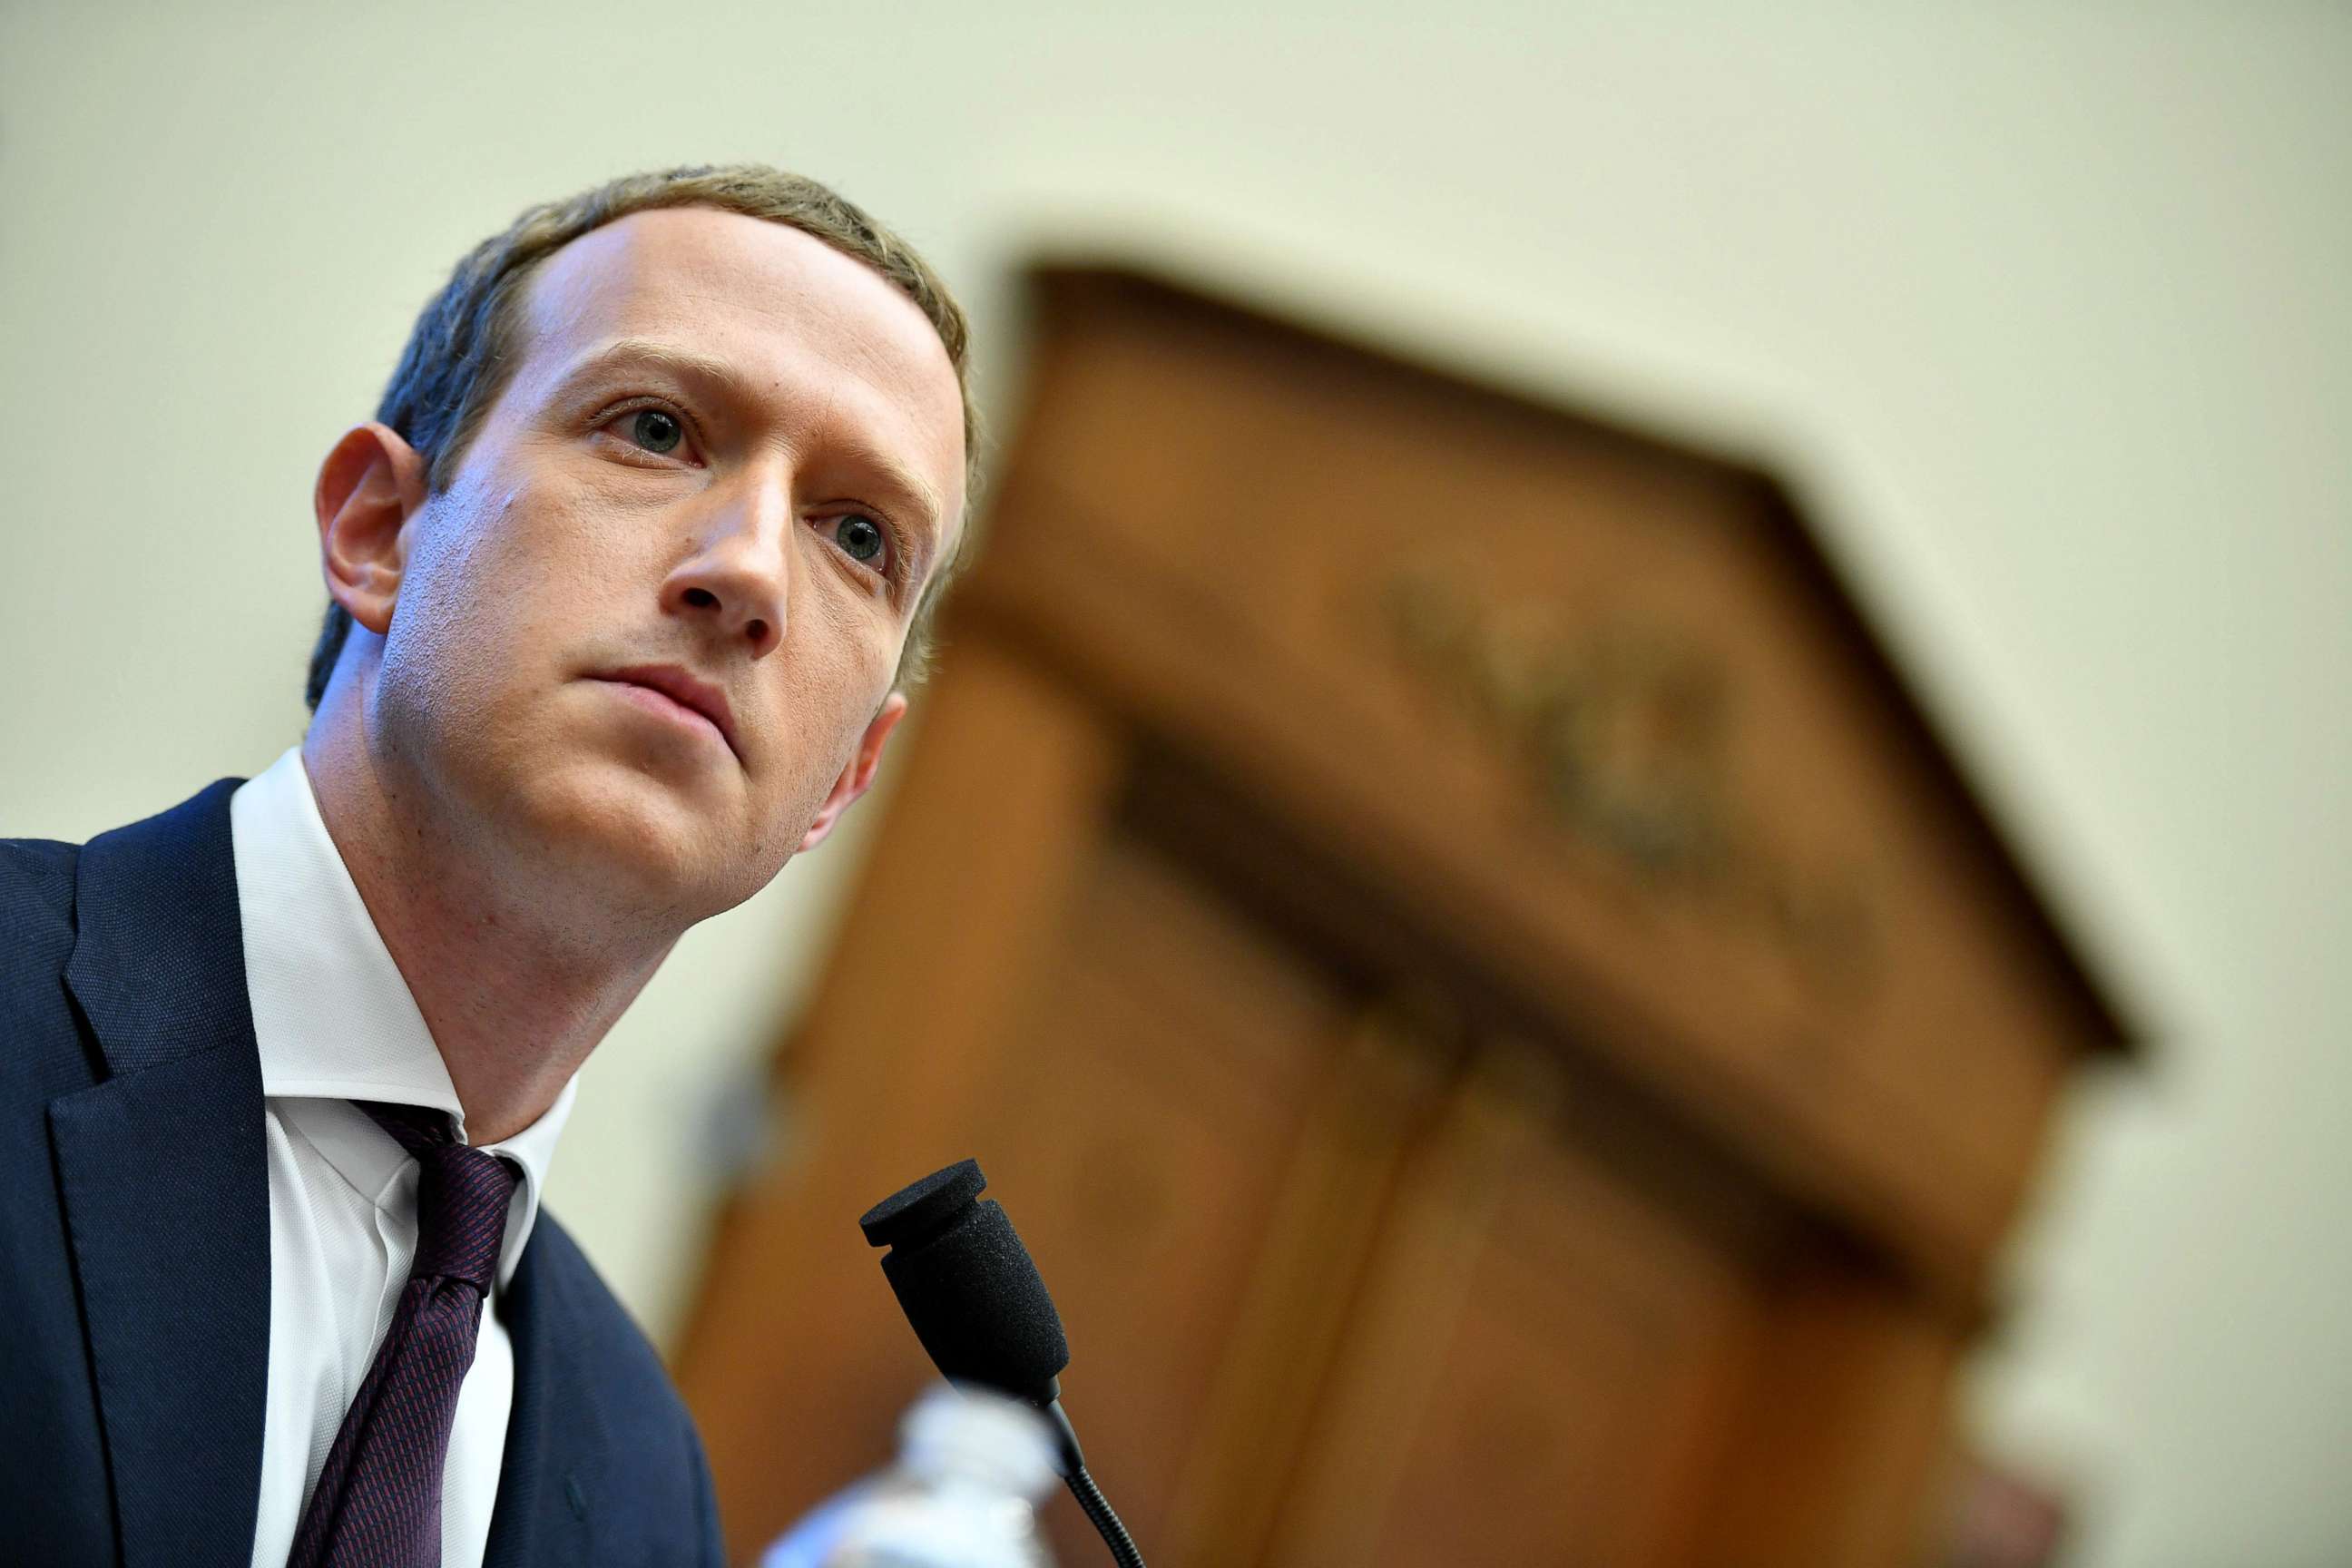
[365,207,966,921]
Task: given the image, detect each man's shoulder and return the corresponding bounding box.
[0,832,80,941]
[0,831,80,875]
[3,779,245,946]
[2,780,246,1072]
[0,834,83,1050]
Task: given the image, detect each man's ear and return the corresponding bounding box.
[799,691,910,853]
[315,422,429,636]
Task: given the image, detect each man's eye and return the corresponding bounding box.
[834,514,887,568]
[624,408,685,455]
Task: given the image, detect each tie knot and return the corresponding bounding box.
[360,1102,519,1292]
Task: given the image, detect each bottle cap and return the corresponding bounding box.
[901,1381,1059,1502]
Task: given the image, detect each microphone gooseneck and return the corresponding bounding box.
[861,1159,1148,1568]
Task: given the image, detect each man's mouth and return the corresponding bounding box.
[590,664,740,760]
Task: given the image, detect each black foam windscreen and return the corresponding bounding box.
[859,1159,1071,1406]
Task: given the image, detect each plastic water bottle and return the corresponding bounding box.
[761,1382,1061,1568]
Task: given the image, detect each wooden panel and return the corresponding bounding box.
[965,282,2090,1289]
[956,830,1359,1563]
[681,671,1384,1561]
[678,642,1124,1563]
[1690,1259,1961,1568]
[1155,1004,1450,1566]
[1266,1045,1755,1568]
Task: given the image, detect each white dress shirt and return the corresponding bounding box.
[230,747,576,1568]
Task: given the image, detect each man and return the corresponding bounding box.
[0,163,977,1566]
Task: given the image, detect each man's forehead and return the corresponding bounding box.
[522,207,934,369]
[511,206,966,511]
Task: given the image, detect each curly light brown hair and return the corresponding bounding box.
[305,162,979,710]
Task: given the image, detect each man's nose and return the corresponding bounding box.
[662,469,792,659]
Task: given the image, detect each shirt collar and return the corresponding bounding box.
[230,746,573,1283]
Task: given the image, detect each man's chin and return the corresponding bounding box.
[490,760,743,918]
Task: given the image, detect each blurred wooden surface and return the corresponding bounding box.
[675,267,2132,1566]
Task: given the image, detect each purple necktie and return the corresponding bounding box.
[286,1102,519,1568]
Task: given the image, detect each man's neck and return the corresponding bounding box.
[299,697,677,1146]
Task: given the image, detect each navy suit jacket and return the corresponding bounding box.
[1,780,727,1567]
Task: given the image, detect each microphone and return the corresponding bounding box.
[861,1159,1147,1568]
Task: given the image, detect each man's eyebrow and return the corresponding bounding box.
[556,338,748,401]
[557,337,950,557]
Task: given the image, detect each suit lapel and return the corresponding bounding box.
[485,1226,610,1568]
[50,779,272,1568]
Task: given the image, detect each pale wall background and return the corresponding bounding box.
[2,4,2345,1563]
